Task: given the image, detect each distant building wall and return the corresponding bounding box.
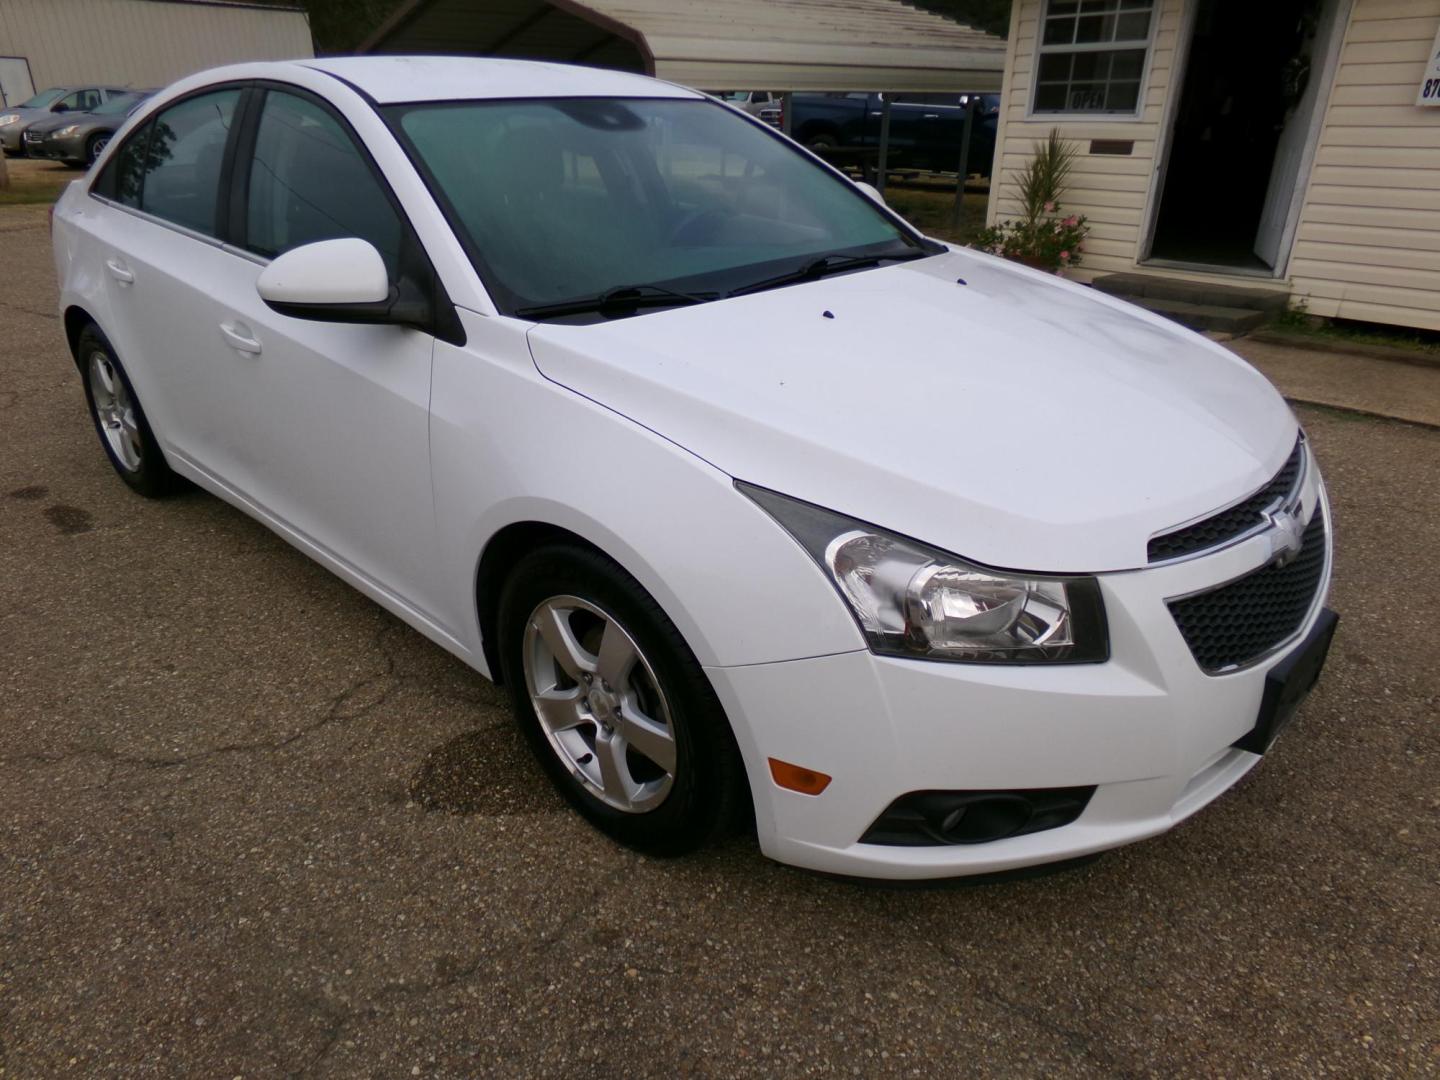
[0,0,312,92]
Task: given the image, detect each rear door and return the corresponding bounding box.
[84,85,249,463]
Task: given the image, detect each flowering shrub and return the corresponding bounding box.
[972,129,1090,274]
[974,207,1089,273]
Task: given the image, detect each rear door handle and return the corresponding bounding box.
[219,320,262,355]
[105,258,134,285]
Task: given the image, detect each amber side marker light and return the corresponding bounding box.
[768,758,832,796]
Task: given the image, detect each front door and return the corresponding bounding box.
[211,86,441,613]
[1148,0,1343,272]
[1253,0,1344,267]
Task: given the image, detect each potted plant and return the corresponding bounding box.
[974,128,1089,274]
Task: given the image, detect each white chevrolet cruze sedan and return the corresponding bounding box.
[51,57,1337,880]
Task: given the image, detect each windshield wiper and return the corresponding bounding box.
[726,249,932,299]
[514,283,719,321]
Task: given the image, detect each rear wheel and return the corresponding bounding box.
[77,324,181,498]
[805,132,838,155]
[497,544,743,855]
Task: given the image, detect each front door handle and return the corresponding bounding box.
[219,321,262,355]
[105,258,134,285]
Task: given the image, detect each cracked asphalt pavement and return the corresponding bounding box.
[2,202,1438,1077]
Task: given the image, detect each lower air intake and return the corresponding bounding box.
[860,787,1096,846]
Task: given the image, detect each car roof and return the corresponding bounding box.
[292,56,701,105]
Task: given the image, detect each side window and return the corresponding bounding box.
[245,90,403,276]
[138,89,241,236]
[99,119,154,208]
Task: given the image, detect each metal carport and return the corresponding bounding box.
[359,0,1005,95]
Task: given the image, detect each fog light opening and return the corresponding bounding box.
[861,787,1096,846]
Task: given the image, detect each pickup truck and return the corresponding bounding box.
[763,92,999,177]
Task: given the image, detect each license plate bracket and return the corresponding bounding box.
[1232,608,1339,755]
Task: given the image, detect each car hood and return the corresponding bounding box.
[526,248,1297,573]
[26,111,105,134]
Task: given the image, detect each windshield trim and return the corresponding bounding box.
[378,95,938,323]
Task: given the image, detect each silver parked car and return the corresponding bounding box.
[22,90,154,166]
[0,86,129,154]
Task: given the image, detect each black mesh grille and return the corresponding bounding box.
[1168,511,1328,673]
[1148,438,1305,562]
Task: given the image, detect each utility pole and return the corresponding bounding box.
[875,94,893,193]
[951,94,979,232]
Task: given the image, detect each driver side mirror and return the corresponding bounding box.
[854,181,887,208]
[256,238,429,328]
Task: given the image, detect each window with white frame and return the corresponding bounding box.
[1034,0,1154,115]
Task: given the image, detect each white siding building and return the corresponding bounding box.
[0,0,312,104]
[989,0,1440,332]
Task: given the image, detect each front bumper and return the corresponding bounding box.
[0,125,24,153]
[22,131,84,162]
[708,488,1333,881]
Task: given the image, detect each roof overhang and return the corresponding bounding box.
[360,0,1006,93]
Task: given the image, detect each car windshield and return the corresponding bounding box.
[91,93,145,116]
[389,97,925,316]
[18,88,66,109]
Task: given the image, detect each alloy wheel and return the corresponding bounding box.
[522,595,677,813]
[88,349,142,471]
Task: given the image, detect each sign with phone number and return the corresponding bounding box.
[1419,27,1440,106]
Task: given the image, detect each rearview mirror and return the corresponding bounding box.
[257,238,429,327]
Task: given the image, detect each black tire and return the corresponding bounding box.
[497,543,744,856]
[76,323,182,498]
[805,132,839,155]
[86,132,109,166]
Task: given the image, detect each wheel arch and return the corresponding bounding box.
[473,519,611,685]
[63,305,96,373]
[473,516,757,833]
[797,120,838,144]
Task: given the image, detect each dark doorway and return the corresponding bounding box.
[1149,0,1324,271]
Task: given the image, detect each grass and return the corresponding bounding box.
[882,184,989,246]
[0,156,78,206]
[1271,304,1440,358]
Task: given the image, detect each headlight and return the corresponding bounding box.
[54,125,80,137]
[739,483,1108,664]
[0,115,19,126]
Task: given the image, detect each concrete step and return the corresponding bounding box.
[1129,296,1270,334]
[1090,272,1290,316]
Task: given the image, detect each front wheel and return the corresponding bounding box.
[497,544,744,855]
[86,132,110,166]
